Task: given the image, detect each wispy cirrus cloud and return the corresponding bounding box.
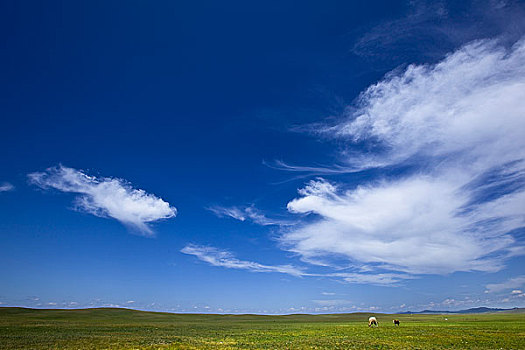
[264,160,358,176]
[318,38,525,172]
[0,182,14,192]
[181,244,412,285]
[279,37,525,276]
[28,165,176,235]
[208,205,293,226]
[326,271,414,285]
[181,244,305,277]
[207,206,247,221]
[352,0,525,64]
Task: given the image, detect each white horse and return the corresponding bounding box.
[368,316,378,327]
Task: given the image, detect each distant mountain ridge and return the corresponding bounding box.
[400,307,524,314]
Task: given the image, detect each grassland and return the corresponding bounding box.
[1,307,524,349]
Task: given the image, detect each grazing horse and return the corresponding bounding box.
[368,316,378,327]
[393,319,400,326]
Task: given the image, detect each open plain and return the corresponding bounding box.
[1,307,524,349]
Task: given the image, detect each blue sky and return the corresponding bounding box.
[1,0,525,314]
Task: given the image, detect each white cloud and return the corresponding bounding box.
[181,244,305,277]
[181,244,411,285]
[28,165,176,235]
[281,38,525,275]
[321,291,336,296]
[485,276,525,293]
[0,182,14,192]
[283,176,520,274]
[266,160,356,176]
[312,299,352,306]
[208,206,247,221]
[325,39,525,172]
[442,298,457,306]
[208,205,293,226]
[327,271,414,285]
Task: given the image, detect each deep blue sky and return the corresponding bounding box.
[1,0,525,313]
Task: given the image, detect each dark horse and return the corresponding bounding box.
[393,319,400,326]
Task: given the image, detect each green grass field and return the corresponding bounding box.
[1,307,524,349]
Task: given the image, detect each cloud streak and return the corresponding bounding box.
[0,182,14,192]
[326,271,414,285]
[208,205,293,226]
[28,165,176,235]
[181,244,305,277]
[352,0,525,64]
[312,299,352,306]
[181,244,412,285]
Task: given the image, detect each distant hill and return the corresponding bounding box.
[400,307,524,314]
[2,306,524,317]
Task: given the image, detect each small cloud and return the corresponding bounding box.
[321,291,336,296]
[511,289,523,294]
[327,272,415,286]
[126,300,135,304]
[208,206,247,221]
[28,165,177,236]
[265,160,356,176]
[208,205,292,226]
[0,182,14,192]
[485,276,525,293]
[312,299,352,306]
[181,244,305,277]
